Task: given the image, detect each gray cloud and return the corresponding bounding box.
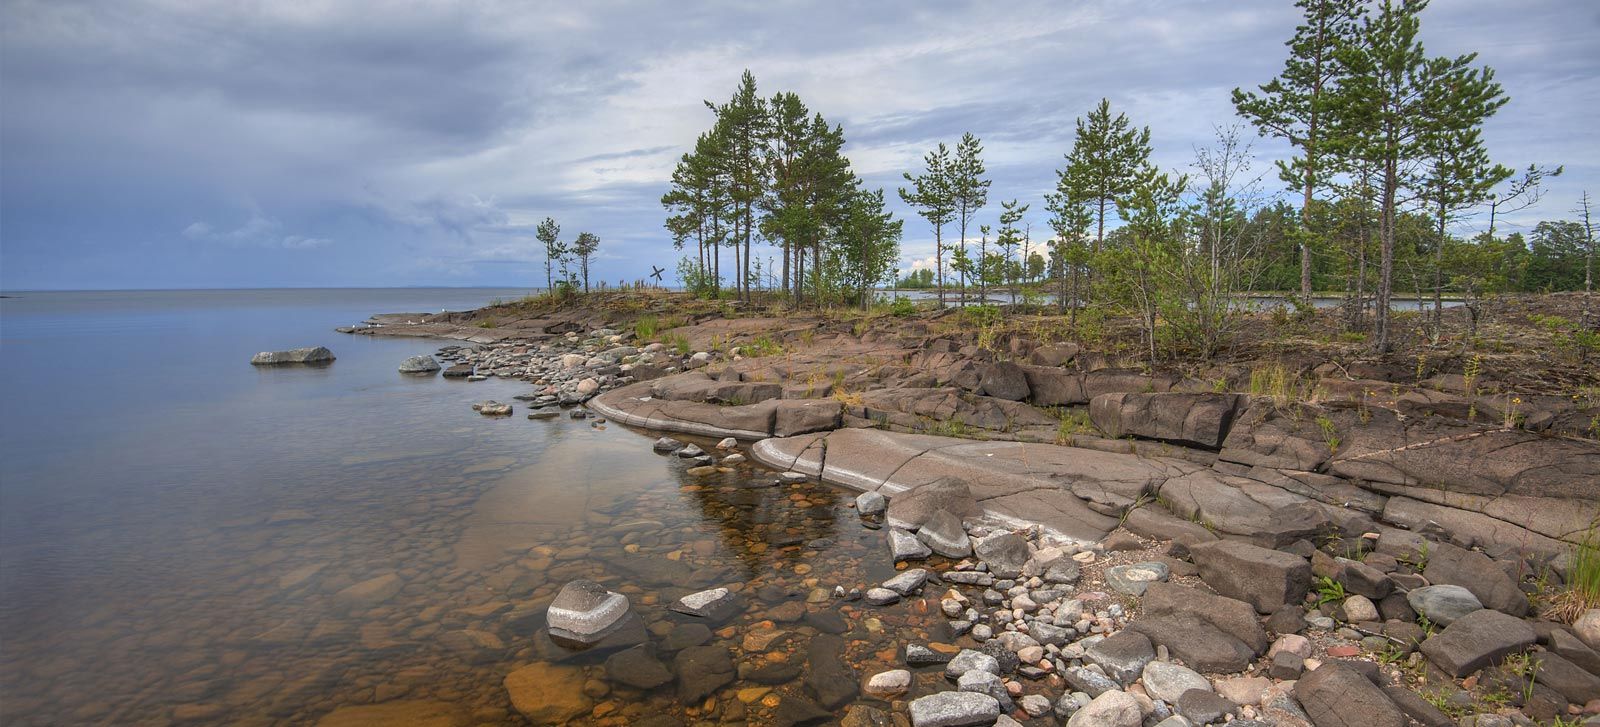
[2,0,1595,289]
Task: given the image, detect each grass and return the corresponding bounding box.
[1544,526,1600,624]
[667,333,691,356]
[1313,575,1347,607]
[476,320,497,328]
[921,417,973,438]
[1248,361,1320,407]
[1050,406,1096,445]
[740,335,783,358]
[1316,415,1340,453]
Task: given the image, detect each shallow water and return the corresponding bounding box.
[0,289,950,725]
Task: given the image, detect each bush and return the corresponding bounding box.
[890,295,916,317]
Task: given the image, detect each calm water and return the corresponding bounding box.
[0,289,945,726]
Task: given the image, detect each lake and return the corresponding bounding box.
[0,289,938,725]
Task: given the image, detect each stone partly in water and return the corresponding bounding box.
[397,355,441,373]
[889,528,933,562]
[441,363,473,378]
[546,579,632,646]
[908,691,1001,727]
[251,346,335,365]
[856,491,887,517]
[670,587,741,624]
[472,401,512,416]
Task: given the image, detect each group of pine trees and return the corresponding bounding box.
[659,71,903,308]
[640,0,1597,359]
[535,218,602,294]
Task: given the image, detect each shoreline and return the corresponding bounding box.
[345,289,1600,726]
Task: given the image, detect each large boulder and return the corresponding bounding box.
[1066,689,1142,727]
[972,531,1031,578]
[251,346,335,365]
[1089,392,1245,449]
[546,580,632,646]
[908,691,1000,727]
[1130,583,1269,673]
[1418,608,1537,677]
[1218,400,1332,471]
[887,479,981,530]
[398,355,441,373]
[1084,630,1154,686]
[773,399,842,436]
[916,509,973,558]
[1295,662,1407,727]
[979,362,1030,401]
[1190,540,1311,614]
[1405,585,1483,626]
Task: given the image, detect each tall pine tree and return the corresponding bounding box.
[899,145,955,307]
[949,133,990,304]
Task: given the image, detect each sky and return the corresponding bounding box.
[2,0,1596,291]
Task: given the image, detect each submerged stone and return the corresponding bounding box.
[546,579,631,645]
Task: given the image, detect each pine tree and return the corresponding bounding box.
[1054,99,1156,315]
[996,199,1029,304]
[1329,0,1508,351]
[1234,0,1364,306]
[949,133,990,304]
[1418,126,1509,332]
[572,232,600,293]
[706,70,770,304]
[899,145,955,307]
[838,187,903,309]
[536,217,562,291]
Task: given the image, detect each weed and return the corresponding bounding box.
[741,335,783,358]
[800,329,816,347]
[1249,361,1319,407]
[1316,415,1340,453]
[890,295,917,317]
[922,417,973,438]
[634,315,661,340]
[476,320,497,328]
[1314,576,1347,607]
[668,334,691,356]
[1545,525,1600,624]
[1503,396,1523,429]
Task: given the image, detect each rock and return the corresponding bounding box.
[886,478,981,530]
[333,573,402,609]
[1019,694,1053,718]
[397,355,441,373]
[1418,608,1537,677]
[1406,585,1484,627]
[473,400,512,416]
[1130,583,1269,673]
[908,691,1001,727]
[1104,561,1169,596]
[771,697,832,727]
[1067,689,1142,727]
[1141,661,1211,703]
[1189,540,1311,614]
[1043,559,1081,585]
[842,704,895,727]
[864,587,901,606]
[1549,627,1600,675]
[804,633,858,709]
[956,670,1012,711]
[1338,559,1393,599]
[1380,686,1454,727]
[1089,392,1245,449]
[944,649,1001,680]
[973,531,1031,579]
[546,579,632,645]
[1295,662,1406,727]
[856,491,887,516]
[1085,630,1155,686]
[315,701,470,727]
[1342,594,1380,623]
[1575,610,1600,651]
[889,528,933,561]
[917,509,973,558]
[1177,689,1238,725]
[1265,605,1307,635]
[1213,675,1272,706]
[604,645,673,690]
[674,645,735,704]
[980,362,1031,401]
[882,568,929,596]
[575,378,599,395]
[441,363,473,378]
[1534,651,1600,704]
[1269,650,1305,680]
[864,669,911,698]
[906,644,955,666]
[1423,543,1529,617]
[653,437,686,453]
[504,662,592,724]
[670,587,741,623]
[1063,666,1120,697]
[251,346,335,365]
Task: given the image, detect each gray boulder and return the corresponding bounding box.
[856,490,887,516]
[547,579,632,645]
[1406,585,1484,626]
[1423,543,1529,617]
[251,346,335,365]
[917,509,973,558]
[979,362,1031,401]
[882,569,929,596]
[887,478,981,530]
[908,691,1000,727]
[1085,630,1154,685]
[1141,661,1211,703]
[398,354,440,373]
[670,587,741,623]
[1297,662,1406,727]
[1089,391,1245,449]
[888,528,933,561]
[1066,689,1142,727]
[1191,540,1311,614]
[1130,583,1269,673]
[973,530,1031,578]
[944,649,1000,680]
[1105,561,1170,596]
[1419,608,1536,677]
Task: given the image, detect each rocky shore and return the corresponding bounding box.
[341,291,1600,726]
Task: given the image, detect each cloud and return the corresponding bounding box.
[2,0,1595,289]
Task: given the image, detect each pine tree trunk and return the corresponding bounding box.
[782,241,791,295]
[1433,202,1446,335]
[935,229,945,308]
[1375,159,1397,353]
